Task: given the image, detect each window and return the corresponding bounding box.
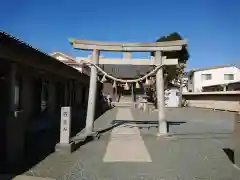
[201,74,212,80]
[224,74,234,80]
[41,81,49,112]
[14,76,22,111]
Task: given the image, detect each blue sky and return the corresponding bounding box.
[1,0,239,69]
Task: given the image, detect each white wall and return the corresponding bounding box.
[54,54,90,76]
[165,88,180,107]
[182,86,188,93]
[71,65,83,73]
[183,91,240,112]
[193,66,240,92]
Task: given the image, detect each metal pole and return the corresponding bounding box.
[85,49,99,135]
[155,51,167,135]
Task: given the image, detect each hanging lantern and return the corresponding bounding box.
[124,82,129,90]
[112,80,117,88]
[100,74,107,83]
[135,81,140,89]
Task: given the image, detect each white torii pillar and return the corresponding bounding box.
[85,49,99,135]
[155,51,167,135]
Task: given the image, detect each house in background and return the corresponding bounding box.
[51,52,91,76]
[187,65,240,92]
[51,52,91,109]
[54,53,190,107]
[51,52,111,111]
[165,83,180,107]
[76,55,153,103]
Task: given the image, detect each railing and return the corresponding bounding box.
[182,91,240,112]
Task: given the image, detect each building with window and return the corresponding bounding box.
[75,55,153,103]
[0,32,94,173]
[187,65,240,92]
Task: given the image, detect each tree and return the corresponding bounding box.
[151,32,189,85]
[149,32,189,107]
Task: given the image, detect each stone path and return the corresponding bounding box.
[21,107,239,180]
[103,108,152,162]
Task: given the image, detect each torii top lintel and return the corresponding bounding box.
[69,38,187,52]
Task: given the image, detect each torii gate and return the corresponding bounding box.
[69,38,187,136]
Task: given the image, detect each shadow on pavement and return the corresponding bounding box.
[0,175,15,180]
[111,120,186,125]
[95,120,186,134]
[1,98,111,176]
[72,136,95,152]
[97,122,125,134]
[223,148,235,164]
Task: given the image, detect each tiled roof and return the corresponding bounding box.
[76,56,154,78]
[0,31,51,57]
[100,64,153,78]
[0,31,86,79]
[51,52,77,63]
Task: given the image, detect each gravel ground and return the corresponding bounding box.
[23,107,239,180]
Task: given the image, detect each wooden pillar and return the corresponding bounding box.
[48,81,56,114]
[64,81,69,106]
[9,63,17,112]
[85,49,99,135]
[6,63,25,166]
[69,80,74,106]
[155,51,167,135]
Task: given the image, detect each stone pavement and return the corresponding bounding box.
[103,108,152,163]
[21,107,240,180]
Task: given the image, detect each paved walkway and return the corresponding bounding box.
[103,108,152,162]
[21,107,240,180]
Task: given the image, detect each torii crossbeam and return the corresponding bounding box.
[70,38,185,52]
[69,38,187,136]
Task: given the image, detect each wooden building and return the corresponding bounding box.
[75,55,153,103]
[0,32,94,172]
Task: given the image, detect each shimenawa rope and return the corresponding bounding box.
[84,62,163,83]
